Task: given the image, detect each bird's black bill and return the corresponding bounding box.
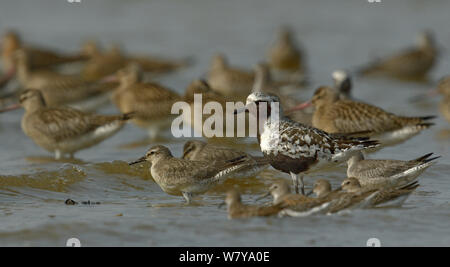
[129,157,146,165]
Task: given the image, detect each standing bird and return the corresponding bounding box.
[267,26,306,83]
[81,45,128,82]
[182,140,269,178]
[288,86,435,146]
[128,145,249,203]
[1,30,87,72]
[82,44,190,82]
[112,64,182,139]
[234,92,379,195]
[207,53,254,99]
[346,152,439,188]
[222,189,283,219]
[13,49,116,110]
[181,79,230,137]
[358,31,438,80]
[0,89,132,159]
[284,69,353,126]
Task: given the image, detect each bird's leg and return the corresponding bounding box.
[182,192,193,204]
[69,153,75,159]
[299,175,305,196]
[290,172,299,194]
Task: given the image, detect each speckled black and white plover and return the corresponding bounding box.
[234,92,379,195]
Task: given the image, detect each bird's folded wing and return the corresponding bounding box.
[31,108,111,141]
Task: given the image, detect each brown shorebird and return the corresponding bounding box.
[182,140,269,178]
[289,86,435,146]
[12,49,116,110]
[222,189,283,219]
[234,92,379,195]
[112,64,182,139]
[283,69,353,126]
[82,44,127,82]
[207,53,254,98]
[128,145,249,203]
[127,53,190,74]
[340,177,419,208]
[358,31,438,80]
[347,152,439,188]
[82,44,189,82]
[258,180,355,217]
[306,178,418,213]
[257,180,328,211]
[181,79,232,137]
[0,89,132,159]
[267,26,306,83]
[1,30,87,72]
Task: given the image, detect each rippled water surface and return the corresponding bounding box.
[0,0,450,246]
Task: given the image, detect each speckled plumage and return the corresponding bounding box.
[309,86,435,146]
[241,92,379,194]
[112,65,181,138]
[19,89,131,159]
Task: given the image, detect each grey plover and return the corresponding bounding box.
[234,92,379,195]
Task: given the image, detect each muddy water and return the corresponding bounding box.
[0,0,450,246]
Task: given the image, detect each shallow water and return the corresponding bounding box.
[0,0,450,246]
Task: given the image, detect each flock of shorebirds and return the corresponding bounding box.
[0,27,448,219]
